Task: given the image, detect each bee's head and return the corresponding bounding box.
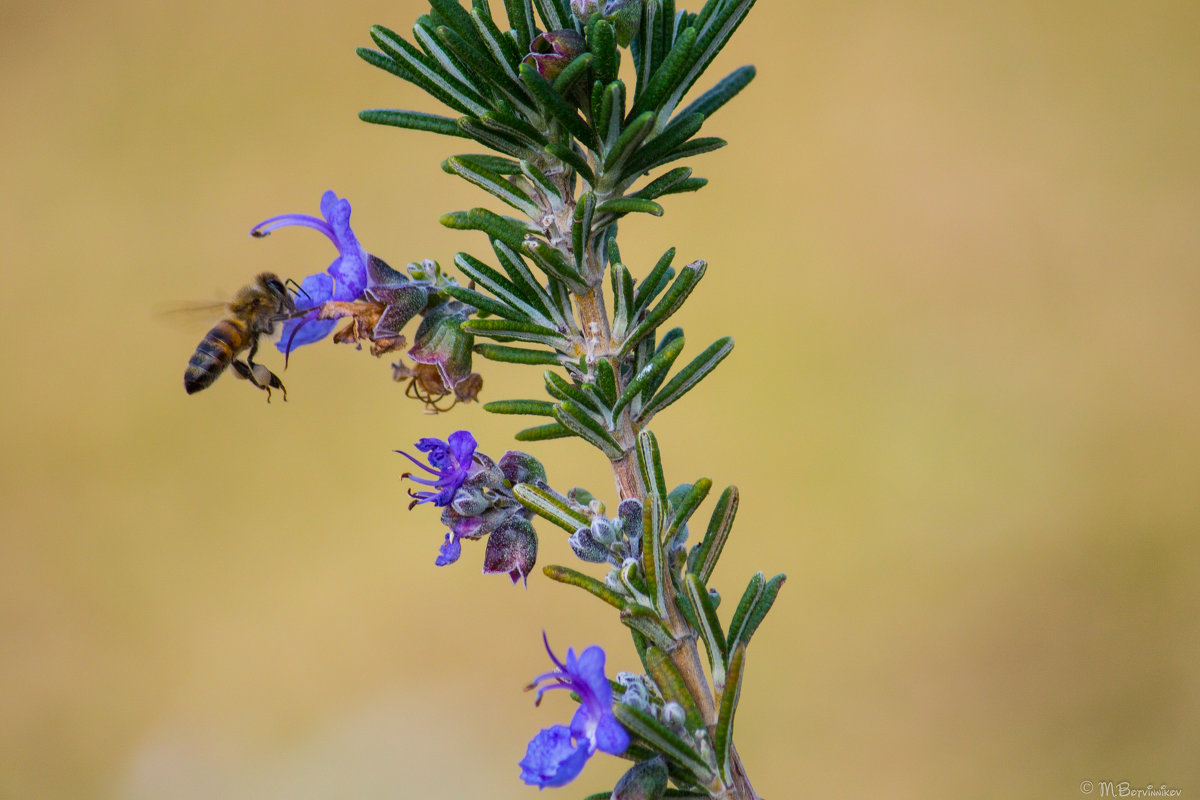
[258,272,298,315]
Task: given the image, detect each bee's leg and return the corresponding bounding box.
[243,336,288,402]
[250,363,287,402]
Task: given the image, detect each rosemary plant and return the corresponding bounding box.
[193,0,783,796]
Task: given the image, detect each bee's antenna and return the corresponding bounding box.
[284,278,311,302]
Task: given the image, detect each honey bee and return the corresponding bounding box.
[183,272,297,401]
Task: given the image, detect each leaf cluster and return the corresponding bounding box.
[357,0,757,212]
[532,431,784,792]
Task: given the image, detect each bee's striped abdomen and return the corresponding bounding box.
[184,319,249,394]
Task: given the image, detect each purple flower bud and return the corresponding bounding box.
[483,517,538,585]
[603,0,642,46]
[569,525,610,563]
[570,0,601,19]
[522,30,586,82]
[498,450,547,486]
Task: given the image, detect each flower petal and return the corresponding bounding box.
[435,533,462,566]
[591,713,630,755]
[276,315,337,355]
[519,726,591,788]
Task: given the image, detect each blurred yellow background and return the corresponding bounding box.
[2,0,1198,797]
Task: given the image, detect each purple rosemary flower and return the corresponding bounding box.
[397,430,478,508]
[520,635,629,788]
[249,190,369,355]
[402,436,547,579]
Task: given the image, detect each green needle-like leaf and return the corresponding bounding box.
[677,64,756,121]
[594,359,618,406]
[492,241,566,327]
[638,335,733,423]
[444,156,540,217]
[484,399,558,416]
[440,208,524,250]
[503,0,535,51]
[413,22,475,90]
[729,573,785,652]
[597,80,627,152]
[684,572,728,687]
[450,153,523,173]
[519,63,597,149]
[478,109,549,146]
[659,176,708,195]
[612,334,685,418]
[610,261,636,339]
[631,166,692,199]
[687,485,738,583]
[472,345,561,367]
[441,284,530,321]
[596,196,664,218]
[624,112,704,177]
[515,421,575,441]
[632,0,662,99]
[588,19,618,88]
[633,247,676,311]
[474,343,562,365]
[636,430,670,518]
[457,117,539,159]
[620,605,676,650]
[601,110,655,178]
[620,259,706,354]
[713,643,745,782]
[471,7,524,79]
[640,495,667,614]
[531,0,564,30]
[525,239,588,289]
[453,250,552,323]
[428,0,490,55]
[552,52,594,97]
[612,705,716,785]
[641,136,726,173]
[357,47,476,117]
[544,370,605,415]
[358,108,471,137]
[726,571,765,651]
[643,646,705,730]
[519,159,563,204]
[672,0,758,108]
[554,401,624,459]
[463,318,571,350]
[638,328,684,402]
[662,477,711,544]
[514,483,591,531]
[628,25,696,121]
[544,564,628,608]
[571,192,596,272]
[368,26,491,115]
